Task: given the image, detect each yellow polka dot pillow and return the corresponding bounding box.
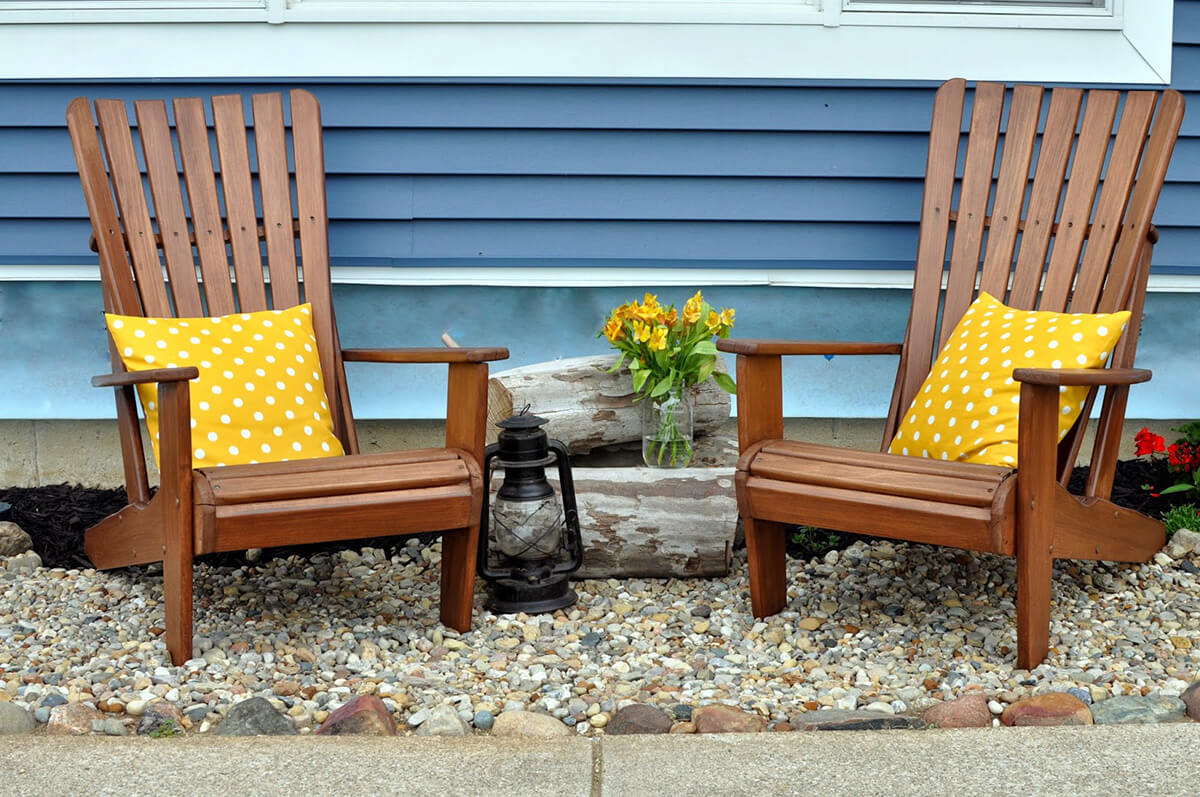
[887,292,1129,468]
[105,304,345,468]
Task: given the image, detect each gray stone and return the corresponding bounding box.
[473,710,495,731]
[213,697,298,736]
[792,709,920,732]
[0,521,33,556]
[33,707,50,724]
[1166,528,1200,559]
[6,551,41,571]
[415,705,470,737]
[102,718,128,736]
[1090,695,1186,725]
[46,703,102,736]
[0,703,36,734]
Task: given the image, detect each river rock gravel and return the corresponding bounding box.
[1,535,1198,734]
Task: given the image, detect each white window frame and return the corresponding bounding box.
[0,0,1174,83]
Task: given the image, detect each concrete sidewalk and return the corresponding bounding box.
[1,724,1197,796]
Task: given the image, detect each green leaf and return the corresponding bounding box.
[650,377,673,398]
[603,353,628,373]
[1160,483,1198,495]
[692,340,718,356]
[712,371,737,394]
[633,368,650,394]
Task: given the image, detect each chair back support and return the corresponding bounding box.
[66,91,359,464]
[886,80,1184,485]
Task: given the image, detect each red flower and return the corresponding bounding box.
[1134,428,1166,457]
[1168,441,1197,472]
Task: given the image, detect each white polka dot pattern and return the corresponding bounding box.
[106,303,345,468]
[888,292,1129,468]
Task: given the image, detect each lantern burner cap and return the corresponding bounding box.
[496,413,548,430]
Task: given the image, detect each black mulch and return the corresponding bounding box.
[0,457,1193,570]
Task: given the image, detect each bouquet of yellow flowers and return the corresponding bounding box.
[600,291,736,466]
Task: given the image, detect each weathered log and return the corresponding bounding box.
[487,354,731,453]
[540,467,737,578]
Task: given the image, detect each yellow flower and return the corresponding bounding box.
[662,307,679,327]
[683,291,704,324]
[648,325,668,351]
[719,308,735,329]
[706,310,722,332]
[636,293,660,323]
[603,316,624,342]
[632,320,652,343]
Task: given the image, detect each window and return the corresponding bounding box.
[0,0,1173,82]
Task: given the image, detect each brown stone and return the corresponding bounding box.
[606,704,673,735]
[669,722,696,734]
[137,701,187,736]
[491,711,572,738]
[1001,693,1093,727]
[272,680,301,697]
[692,705,765,734]
[923,677,940,691]
[1181,681,1200,721]
[771,722,794,732]
[923,693,992,728]
[316,695,396,736]
[47,703,102,736]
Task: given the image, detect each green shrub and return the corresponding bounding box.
[1162,503,1199,538]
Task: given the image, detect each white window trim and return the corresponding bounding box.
[3,264,1199,293]
[0,0,1173,83]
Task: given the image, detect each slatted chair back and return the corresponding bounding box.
[66,90,360,487]
[885,80,1185,492]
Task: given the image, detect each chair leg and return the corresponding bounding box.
[744,517,788,618]
[1015,381,1057,670]
[157,380,195,666]
[162,510,195,666]
[1015,535,1052,670]
[439,524,479,632]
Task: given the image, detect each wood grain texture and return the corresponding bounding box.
[940,81,1003,346]
[134,99,205,316]
[212,94,268,311]
[343,347,509,363]
[561,467,738,578]
[173,97,237,315]
[485,354,729,454]
[157,379,195,666]
[251,92,301,310]
[1015,382,1059,670]
[716,340,901,356]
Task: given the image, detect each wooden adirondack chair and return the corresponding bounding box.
[67,90,508,666]
[719,79,1184,669]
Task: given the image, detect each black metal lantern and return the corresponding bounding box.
[477,410,583,614]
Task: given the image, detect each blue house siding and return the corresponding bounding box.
[0,2,1197,419]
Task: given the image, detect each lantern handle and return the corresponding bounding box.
[547,439,584,576]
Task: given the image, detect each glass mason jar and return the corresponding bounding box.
[641,385,695,468]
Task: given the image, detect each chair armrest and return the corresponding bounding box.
[1012,367,1151,388]
[92,367,199,388]
[342,347,509,364]
[717,339,903,356]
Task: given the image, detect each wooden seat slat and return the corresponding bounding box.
[757,440,1010,482]
[749,451,1003,508]
[197,458,470,505]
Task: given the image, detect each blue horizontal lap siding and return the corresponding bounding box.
[0,1,1197,421]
